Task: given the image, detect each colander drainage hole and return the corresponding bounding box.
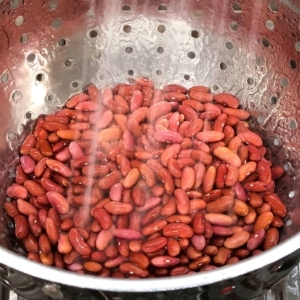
[123,25,132,33]
[289,120,297,130]
[10,0,20,9]
[230,21,239,31]
[46,94,55,102]
[157,46,164,54]
[191,30,199,38]
[156,70,162,75]
[157,25,166,33]
[36,73,45,82]
[86,10,95,18]
[128,70,134,76]
[89,30,98,38]
[256,57,264,66]
[72,81,79,89]
[213,85,219,91]
[225,42,233,50]
[26,53,36,63]
[232,3,242,13]
[270,96,277,105]
[25,112,33,120]
[257,116,264,124]
[289,190,295,198]
[188,52,196,59]
[121,4,131,11]
[220,62,227,70]
[7,132,18,141]
[57,38,66,47]
[273,137,281,146]
[52,18,62,29]
[158,4,167,13]
[12,91,22,103]
[93,51,102,59]
[1,72,8,83]
[64,59,73,67]
[269,1,279,13]
[48,0,58,11]
[20,33,28,44]
[125,46,133,53]
[295,41,300,52]
[290,60,297,69]
[194,10,203,19]
[15,16,24,26]
[281,77,289,87]
[262,38,270,47]
[265,20,275,30]
[247,77,254,85]
[184,74,190,80]
[7,220,14,229]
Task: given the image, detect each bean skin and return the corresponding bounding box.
[6,80,285,278]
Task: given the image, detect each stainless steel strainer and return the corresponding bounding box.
[0,0,300,299]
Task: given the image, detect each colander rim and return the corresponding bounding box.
[0,232,298,292]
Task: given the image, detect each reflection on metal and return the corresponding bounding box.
[0,266,300,299]
[0,0,300,298]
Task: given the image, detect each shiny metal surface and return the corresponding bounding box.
[4,265,300,300]
[0,0,300,298]
[1,264,300,300]
[1,260,300,300]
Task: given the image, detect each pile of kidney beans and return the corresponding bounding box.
[4,77,286,278]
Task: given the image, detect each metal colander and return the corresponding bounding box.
[0,0,300,299]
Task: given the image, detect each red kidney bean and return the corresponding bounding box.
[28,214,42,237]
[247,229,266,251]
[45,217,59,245]
[120,262,149,278]
[94,208,112,230]
[118,239,130,257]
[166,238,180,257]
[141,206,161,226]
[96,226,114,251]
[142,220,167,236]
[41,178,64,194]
[39,234,51,254]
[189,256,211,270]
[14,215,29,239]
[264,228,279,250]
[23,233,39,253]
[20,155,36,174]
[191,234,206,251]
[46,191,69,215]
[142,237,168,253]
[151,256,180,268]
[214,247,232,265]
[204,222,214,239]
[174,189,190,215]
[185,245,202,260]
[58,232,73,254]
[46,159,72,177]
[16,199,37,217]
[4,202,20,218]
[113,228,142,240]
[69,228,91,256]
[15,165,29,184]
[7,184,28,199]
[6,80,286,278]
[163,223,193,239]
